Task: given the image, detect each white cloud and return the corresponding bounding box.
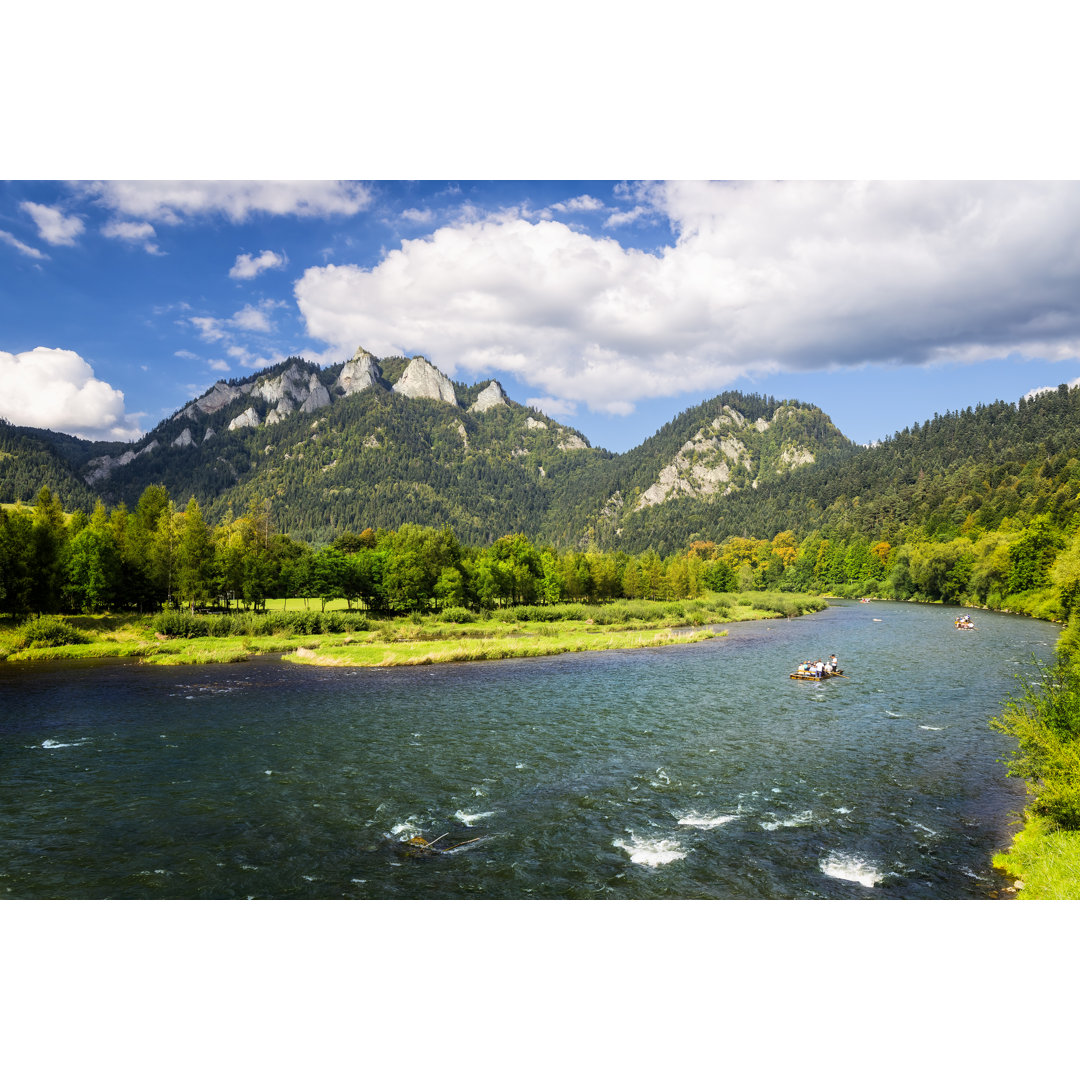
[174,349,200,361]
[294,181,1080,415]
[1024,375,1080,400]
[526,396,577,417]
[190,316,228,343]
[603,205,648,228]
[401,208,434,224]
[549,195,605,213]
[190,301,278,343]
[230,302,277,332]
[102,219,161,254]
[75,181,373,224]
[0,229,47,259]
[0,346,141,440]
[20,202,84,245]
[207,359,231,372]
[230,249,286,279]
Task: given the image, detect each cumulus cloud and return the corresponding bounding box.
[75,181,373,224]
[0,347,142,440]
[526,396,577,417]
[1024,375,1080,400]
[401,208,434,224]
[190,301,279,343]
[230,303,275,333]
[0,229,47,259]
[102,219,161,254]
[20,202,84,245]
[230,249,286,279]
[549,195,605,213]
[190,316,228,343]
[294,181,1080,415]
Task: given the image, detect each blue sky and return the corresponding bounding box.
[5,179,1080,452]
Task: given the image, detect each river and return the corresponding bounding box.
[0,600,1058,899]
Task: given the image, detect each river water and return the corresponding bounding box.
[0,601,1058,900]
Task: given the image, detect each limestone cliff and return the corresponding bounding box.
[392,356,459,406]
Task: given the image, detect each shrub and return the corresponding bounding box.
[16,615,91,649]
[993,657,1080,830]
[441,607,477,624]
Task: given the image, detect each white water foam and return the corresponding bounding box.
[677,813,736,829]
[613,834,687,866]
[454,810,495,826]
[834,806,853,815]
[389,817,425,837]
[820,853,883,888]
[40,738,87,749]
[919,725,943,731]
[761,810,814,831]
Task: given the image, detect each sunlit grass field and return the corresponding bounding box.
[0,592,825,667]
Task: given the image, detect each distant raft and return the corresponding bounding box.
[395,833,490,857]
[955,617,976,630]
[790,668,845,680]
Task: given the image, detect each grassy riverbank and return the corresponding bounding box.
[993,815,1080,898]
[0,592,827,668]
[991,648,1080,899]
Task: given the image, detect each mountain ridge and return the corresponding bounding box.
[13,348,1070,556]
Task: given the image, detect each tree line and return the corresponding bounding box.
[0,485,723,618]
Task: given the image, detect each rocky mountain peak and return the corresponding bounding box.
[392,356,459,406]
[334,347,383,397]
[468,380,509,413]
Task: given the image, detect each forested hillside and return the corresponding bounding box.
[0,420,98,511]
[7,347,1080,573]
[1,352,842,547]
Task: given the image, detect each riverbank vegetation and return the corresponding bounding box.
[991,634,1080,898]
[0,594,826,667]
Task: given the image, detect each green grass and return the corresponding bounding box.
[993,814,1080,899]
[0,592,824,667]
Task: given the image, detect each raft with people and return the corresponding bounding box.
[790,656,844,680]
[955,615,976,630]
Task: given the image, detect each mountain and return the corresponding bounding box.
[0,420,98,511]
[19,347,1075,557]
[1,348,847,547]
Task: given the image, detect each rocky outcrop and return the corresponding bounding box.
[779,446,815,469]
[183,381,242,419]
[334,347,382,396]
[228,407,259,431]
[637,427,752,509]
[392,356,459,405]
[558,433,589,450]
[84,440,159,485]
[172,428,194,448]
[634,403,825,510]
[468,380,509,413]
[525,417,547,430]
[300,382,330,413]
[203,428,214,442]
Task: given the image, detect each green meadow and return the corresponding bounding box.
[0,592,826,668]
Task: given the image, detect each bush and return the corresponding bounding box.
[993,657,1080,830]
[441,607,477,624]
[16,615,91,648]
[151,609,369,638]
